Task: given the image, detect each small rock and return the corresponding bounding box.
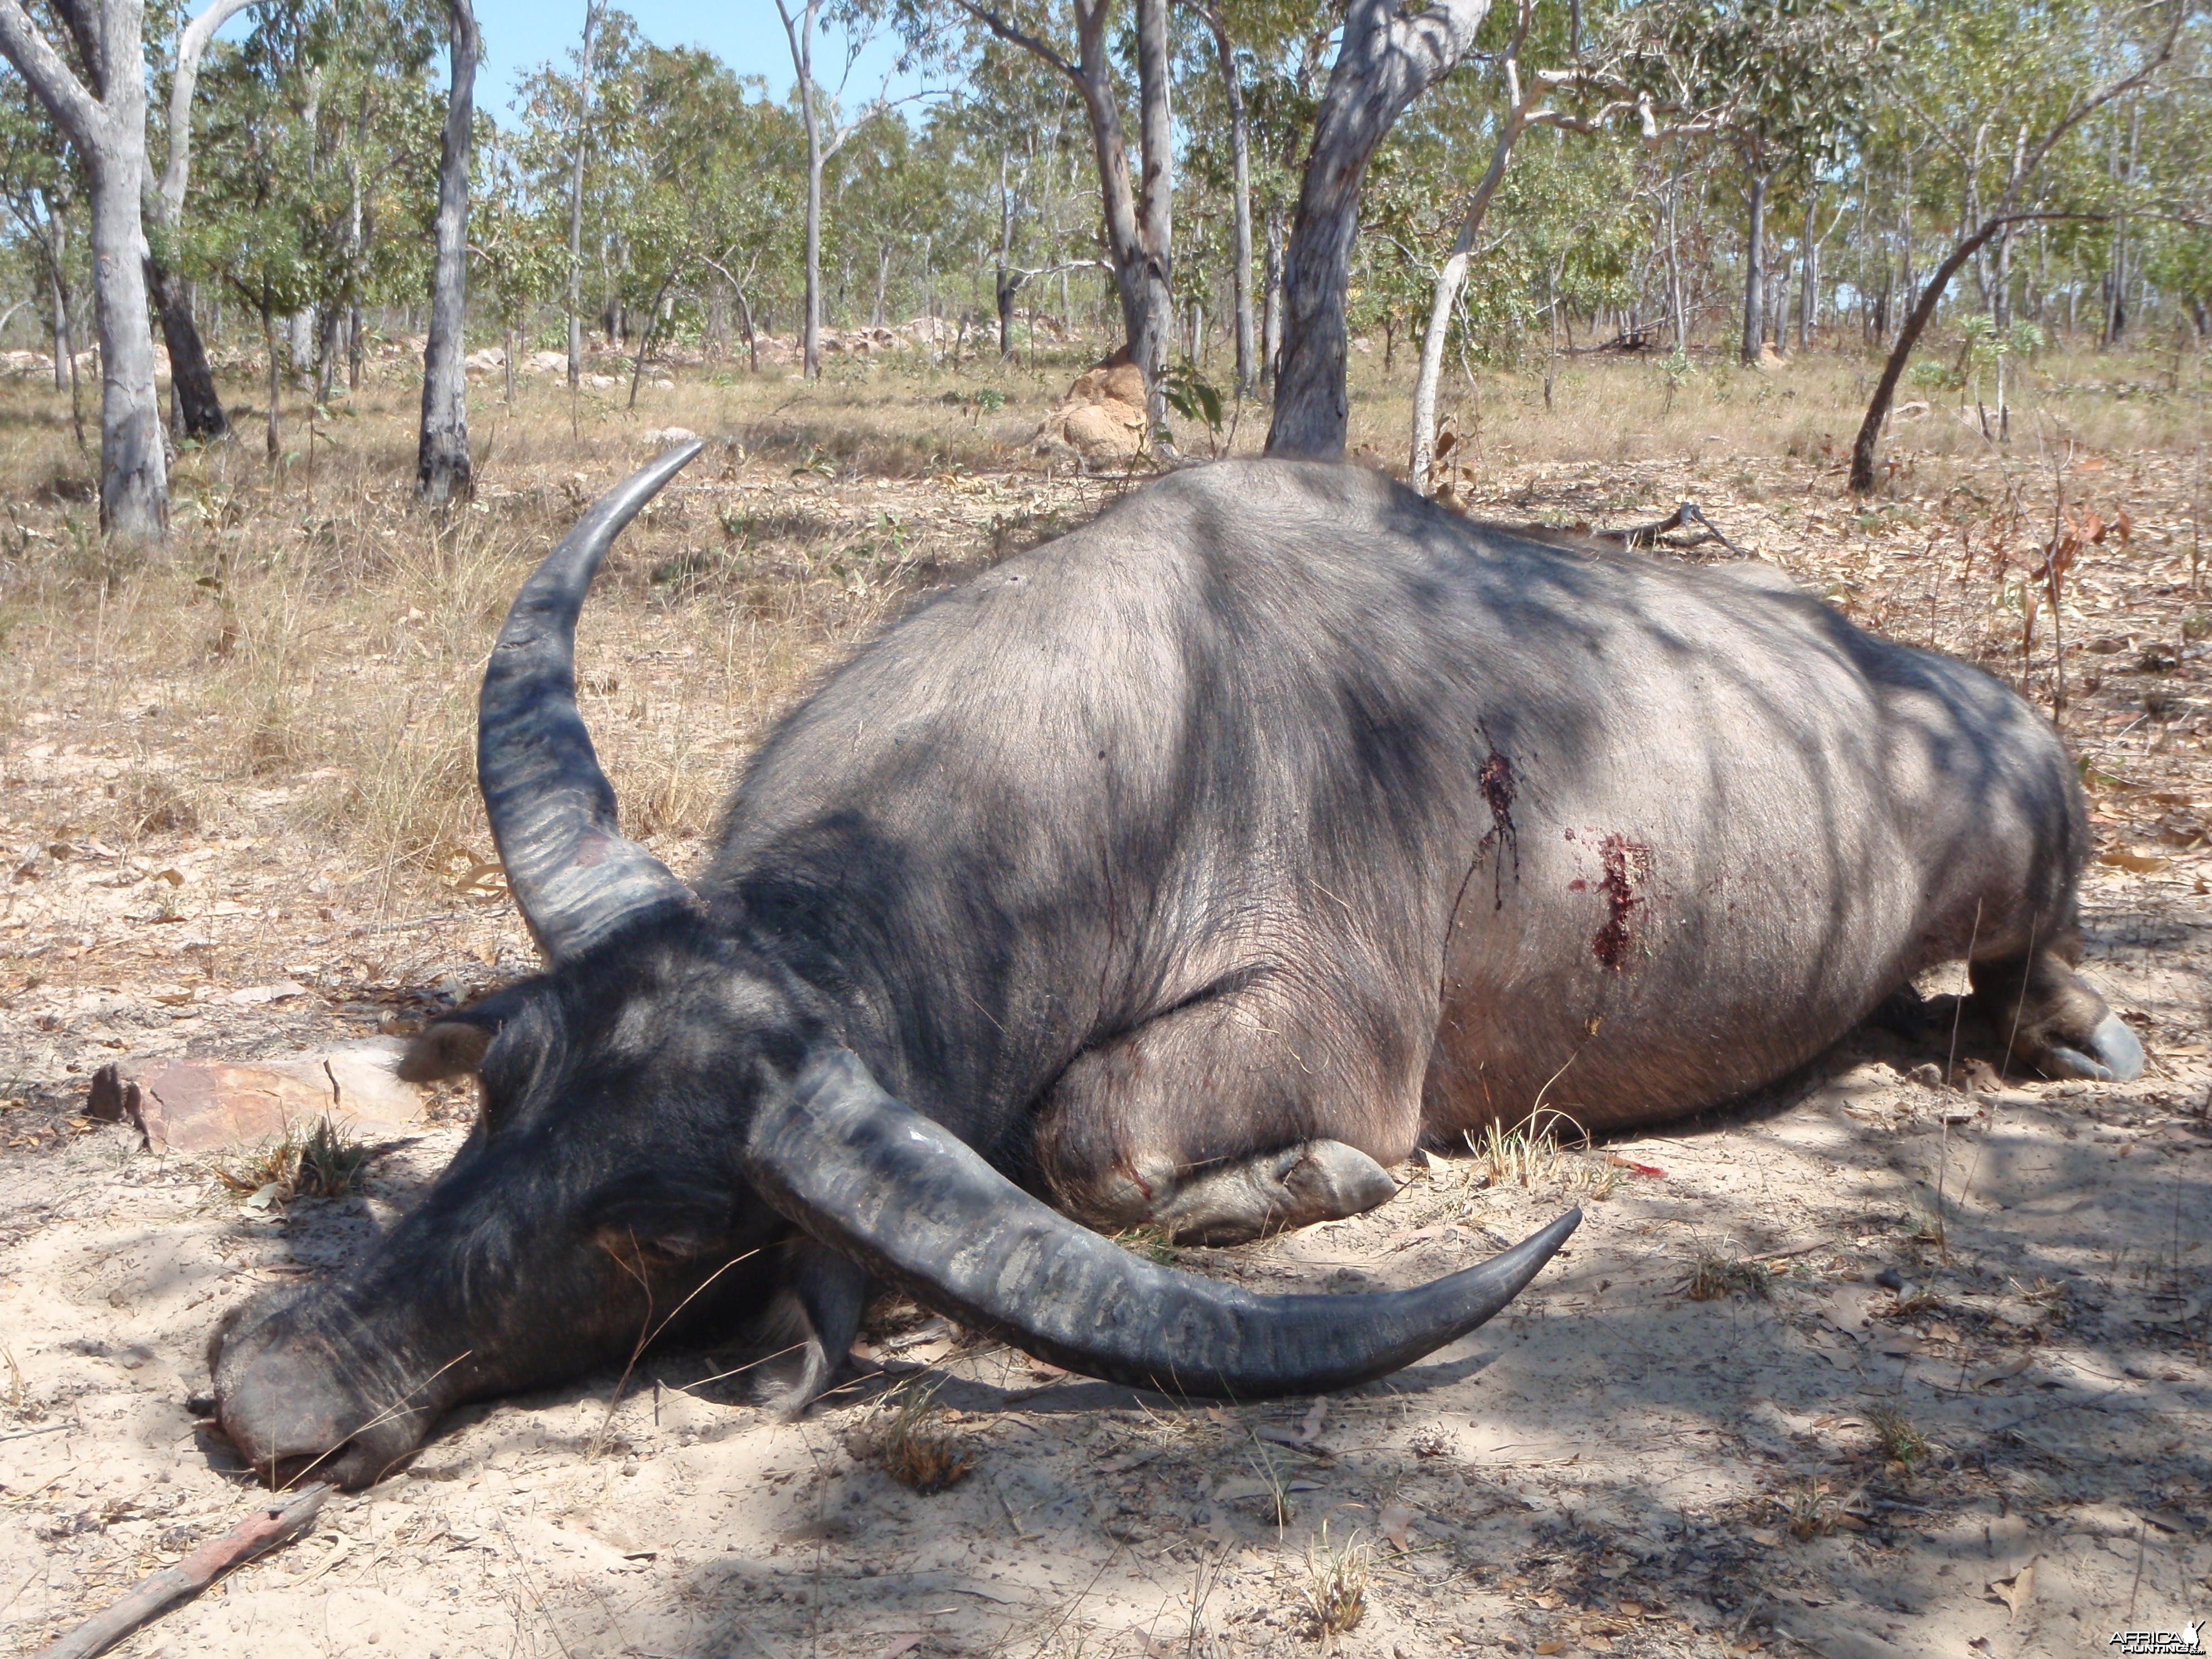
[1907,1063,1944,1089]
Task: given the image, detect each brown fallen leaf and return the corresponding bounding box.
[1988,1557,2037,1618]
[1379,1502,1414,1551]
[2099,848,2169,874]
[1297,1399,1327,1444]
[1535,1642,1565,1656]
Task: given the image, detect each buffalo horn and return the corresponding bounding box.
[479,443,702,960]
[749,1049,1580,1397]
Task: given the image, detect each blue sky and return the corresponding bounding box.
[204,0,921,115]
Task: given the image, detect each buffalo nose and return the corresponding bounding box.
[216,1347,365,1478]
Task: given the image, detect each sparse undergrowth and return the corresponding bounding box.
[212,1113,371,1203]
[1685,1238,1777,1302]
[865,1376,976,1495]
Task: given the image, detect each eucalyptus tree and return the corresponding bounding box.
[0,0,167,535]
[148,0,262,440]
[190,0,441,445]
[415,0,477,504]
[1617,0,1890,368]
[777,0,909,377]
[1848,0,2189,492]
[906,0,1180,438]
[1264,0,1504,458]
[605,48,802,400]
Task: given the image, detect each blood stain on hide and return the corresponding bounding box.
[1477,749,1519,907]
[1592,834,1652,969]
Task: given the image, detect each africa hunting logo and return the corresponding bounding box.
[2109,1621,2204,1656]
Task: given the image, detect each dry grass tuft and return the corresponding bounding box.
[1780,1476,1852,1540]
[866,1376,976,1495]
[106,770,200,836]
[1685,1238,1772,1302]
[214,1114,372,1203]
[1301,1520,1370,1637]
[1862,1400,1934,1470]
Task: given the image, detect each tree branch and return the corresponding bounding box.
[159,0,263,223]
[0,0,109,151]
[950,0,1076,83]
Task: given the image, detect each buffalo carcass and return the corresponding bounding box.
[211,448,2138,1489]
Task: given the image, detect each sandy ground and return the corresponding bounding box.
[2,425,2208,1659]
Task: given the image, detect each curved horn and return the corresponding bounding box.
[750,1050,1579,1398]
[480,443,703,959]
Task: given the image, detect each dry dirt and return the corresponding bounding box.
[1,356,2208,1659]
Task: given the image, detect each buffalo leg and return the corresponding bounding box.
[1144,1140,1399,1245]
[1034,988,1420,1246]
[774,1240,868,1418]
[1970,945,2143,1083]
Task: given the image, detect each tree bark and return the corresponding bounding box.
[566,0,603,392]
[1849,216,2009,494]
[995,146,1018,358]
[1267,0,1496,459]
[1797,193,1816,351]
[1201,6,1253,397]
[1129,0,1173,438]
[148,259,226,439]
[776,0,827,379]
[1261,202,1283,385]
[416,0,476,505]
[0,0,169,536]
[144,0,253,442]
[1739,168,1766,365]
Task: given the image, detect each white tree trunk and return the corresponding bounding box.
[1202,6,1254,396]
[88,148,167,535]
[0,0,169,536]
[1410,50,1535,493]
[566,0,603,392]
[417,0,476,504]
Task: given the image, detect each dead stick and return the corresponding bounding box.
[33,1483,330,1659]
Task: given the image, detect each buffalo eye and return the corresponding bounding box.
[583,1173,739,1268]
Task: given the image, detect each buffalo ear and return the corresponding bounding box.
[399,1021,494,1082]
[397,984,538,1081]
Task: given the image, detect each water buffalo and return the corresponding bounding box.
[210,447,2138,1489]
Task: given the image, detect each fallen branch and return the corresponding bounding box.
[1594,500,1745,556]
[33,1482,330,1659]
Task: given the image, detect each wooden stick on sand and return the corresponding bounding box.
[33,1482,331,1659]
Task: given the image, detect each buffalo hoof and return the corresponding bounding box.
[2039,1011,2145,1084]
[1155,1139,1399,1246]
